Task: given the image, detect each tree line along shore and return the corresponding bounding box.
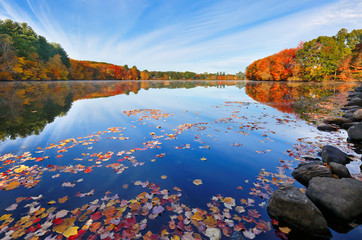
[0,18,361,81]
[0,19,244,81]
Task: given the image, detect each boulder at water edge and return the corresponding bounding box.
[317,124,338,132]
[353,109,362,120]
[329,162,351,178]
[267,184,331,237]
[292,162,333,186]
[347,122,362,141]
[321,145,350,165]
[306,177,362,222]
[324,117,352,126]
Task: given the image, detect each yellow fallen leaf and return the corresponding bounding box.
[193,179,203,185]
[14,165,28,173]
[63,226,79,238]
[48,201,56,205]
[171,236,180,240]
[191,211,204,221]
[200,157,207,161]
[161,175,167,179]
[0,214,12,221]
[161,229,169,237]
[279,226,291,234]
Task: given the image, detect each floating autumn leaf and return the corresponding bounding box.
[203,215,217,228]
[152,205,165,215]
[55,210,69,219]
[90,211,102,221]
[271,219,279,225]
[223,197,235,209]
[13,165,28,173]
[0,214,12,221]
[243,229,256,239]
[53,217,76,234]
[161,175,167,179]
[248,209,261,218]
[191,211,204,221]
[58,196,69,204]
[279,226,292,234]
[235,206,245,213]
[5,181,20,191]
[200,157,207,161]
[5,203,18,211]
[205,228,221,239]
[63,226,79,238]
[193,179,203,185]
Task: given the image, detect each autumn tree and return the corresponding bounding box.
[140,70,149,80]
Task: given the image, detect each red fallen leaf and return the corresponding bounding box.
[169,220,176,229]
[123,216,136,229]
[35,157,44,162]
[56,155,63,158]
[222,226,232,237]
[176,220,186,231]
[90,211,102,221]
[84,167,93,173]
[234,222,246,231]
[69,230,87,240]
[275,229,288,240]
[271,219,279,226]
[122,229,136,239]
[26,224,41,233]
[242,215,256,223]
[256,219,271,232]
[53,218,63,225]
[86,235,98,240]
[33,218,41,223]
[248,209,261,218]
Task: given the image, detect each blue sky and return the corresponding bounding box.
[0,0,361,73]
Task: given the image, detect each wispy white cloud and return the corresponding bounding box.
[0,0,361,73]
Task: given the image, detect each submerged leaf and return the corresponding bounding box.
[193,179,203,185]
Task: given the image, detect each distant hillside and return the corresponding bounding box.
[246,28,361,81]
[0,19,244,81]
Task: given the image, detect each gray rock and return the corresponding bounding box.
[292,162,333,186]
[306,177,362,222]
[329,162,351,178]
[341,112,357,122]
[341,122,359,130]
[353,109,362,120]
[321,145,351,165]
[346,97,362,106]
[355,86,362,92]
[323,117,352,126]
[341,106,360,111]
[317,124,338,132]
[347,122,362,141]
[267,185,331,237]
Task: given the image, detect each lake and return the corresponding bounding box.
[0,80,361,239]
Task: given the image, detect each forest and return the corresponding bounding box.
[0,19,243,81]
[246,28,362,81]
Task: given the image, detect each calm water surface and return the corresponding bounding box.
[0,80,361,239]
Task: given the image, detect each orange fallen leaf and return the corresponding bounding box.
[58,196,69,204]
